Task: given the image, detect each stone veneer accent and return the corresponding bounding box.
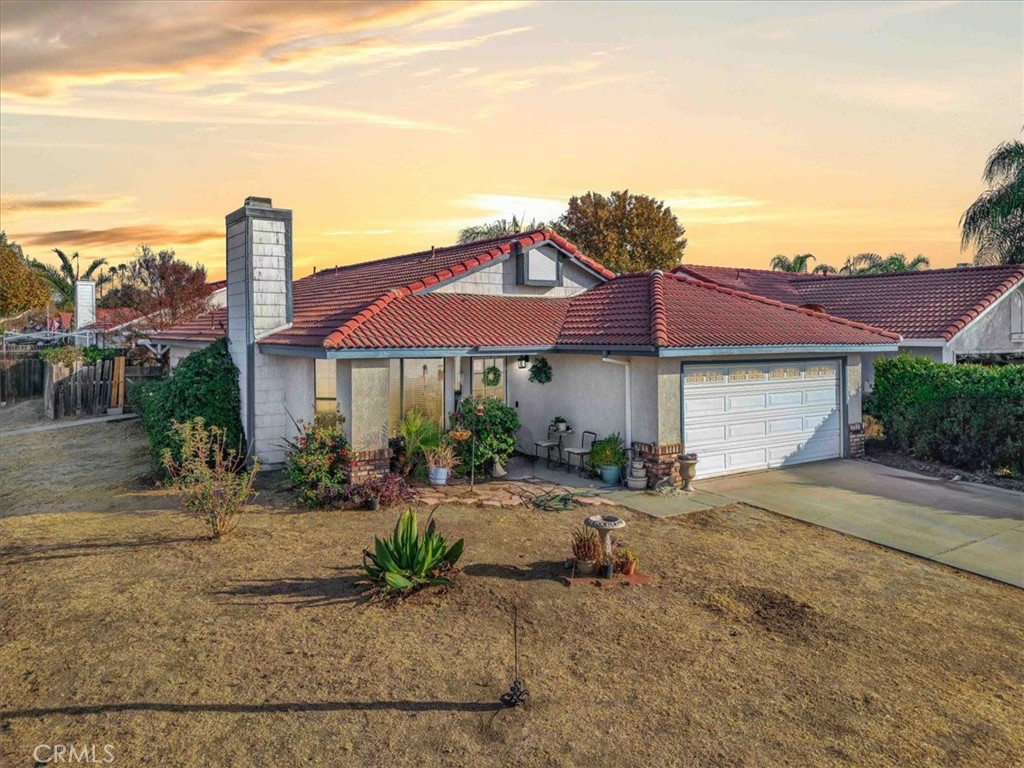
[348,447,392,484]
[632,442,686,489]
[848,422,865,459]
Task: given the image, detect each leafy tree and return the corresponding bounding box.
[29,248,110,310]
[556,190,687,273]
[0,232,50,316]
[102,245,211,329]
[770,253,816,272]
[961,140,1024,265]
[457,215,545,244]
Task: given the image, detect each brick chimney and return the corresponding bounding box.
[225,196,293,450]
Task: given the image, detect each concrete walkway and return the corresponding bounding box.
[699,459,1024,588]
[1,413,138,437]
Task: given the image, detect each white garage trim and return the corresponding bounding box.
[681,358,846,478]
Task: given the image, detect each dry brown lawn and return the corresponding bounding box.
[1,418,1022,767]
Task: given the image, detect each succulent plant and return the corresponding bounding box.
[363,509,464,594]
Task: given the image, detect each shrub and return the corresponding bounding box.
[283,411,350,508]
[130,337,244,472]
[39,345,117,367]
[362,509,464,594]
[350,472,415,509]
[394,409,442,479]
[590,433,627,468]
[865,356,1024,472]
[162,418,259,538]
[449,396,520,474]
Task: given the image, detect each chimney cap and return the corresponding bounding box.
[244,196,273,208]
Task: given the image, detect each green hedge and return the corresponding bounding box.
[864,355,1024,472]
[130,337,244,472]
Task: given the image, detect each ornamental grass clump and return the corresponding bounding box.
[283,411,350,508]
[362,509,465,595]
[162,417,259,539]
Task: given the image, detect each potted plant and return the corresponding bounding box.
[427,442,460,487]
[570,526,601,576]
[616,546,638,576]
[552,416,568,432]
[590,433,627,485]
[679,452,698,492]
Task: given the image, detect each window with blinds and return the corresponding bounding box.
[387,358,445,435]
[471,357,506,402]
[314,359,337,415]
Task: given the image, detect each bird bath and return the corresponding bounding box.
[585,514,626,565]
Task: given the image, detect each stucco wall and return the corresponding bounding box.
[507,353,633,453]
[950,283,1024,356]
[432,247,601,298]
[845,353,863,425]
[168,345,196,370]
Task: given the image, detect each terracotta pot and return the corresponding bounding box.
[620,559,637,576]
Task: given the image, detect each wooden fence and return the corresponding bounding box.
[43,359,163,419]
[0,346,45,403]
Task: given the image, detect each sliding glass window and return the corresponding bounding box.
[387,358,445,435]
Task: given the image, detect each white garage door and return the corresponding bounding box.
[682,361,843,478]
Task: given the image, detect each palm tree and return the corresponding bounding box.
[812,263,838,275]
[961,140,1024,265]
[870,253,931,273]
[457,215,545,244]
[769,253,816,272]
[30,248,110,309]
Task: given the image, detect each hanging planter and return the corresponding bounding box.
[528,356,553,385]
[482,365,502,387]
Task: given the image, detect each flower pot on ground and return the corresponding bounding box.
[427,442,460,487]
[571,526,601,576]
[616,546,638,576]
[679,452,699,492]
[367,497,380,511]
[600,562,615,579]
[590,433,627,486]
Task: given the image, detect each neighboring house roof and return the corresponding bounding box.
[150,307,228,345]
[677,264,1024,341]
[81,308,145,332]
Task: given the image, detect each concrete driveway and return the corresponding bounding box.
[699,460,1024,588]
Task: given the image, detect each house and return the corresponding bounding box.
[151,197,899,482]
[675,264,1024,389]
[64,280,227,351]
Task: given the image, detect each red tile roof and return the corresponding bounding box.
[677,264,1024,340]
[151,233,899,351]
[560,272,898,348]
[263,230,613,348]
[329,294,570,349]
[150,308,227,344]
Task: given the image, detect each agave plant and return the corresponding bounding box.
[363,509,465,594]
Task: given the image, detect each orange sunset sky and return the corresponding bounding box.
[1,0,1021,280]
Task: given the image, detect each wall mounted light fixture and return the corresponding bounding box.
[517,355,529,370]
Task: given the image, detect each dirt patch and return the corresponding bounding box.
[2,429,1023,767]
[864,443,1024,493]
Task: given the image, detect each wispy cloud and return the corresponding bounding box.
[0,1,531,101]
[325,229,395,236]
[0,194,134,215]
[17,226,221,248]
[815,75,975,110]
[462,193,567,223]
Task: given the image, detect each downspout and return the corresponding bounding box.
[602,355,631,449]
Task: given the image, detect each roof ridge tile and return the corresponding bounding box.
[649,270,668,347]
